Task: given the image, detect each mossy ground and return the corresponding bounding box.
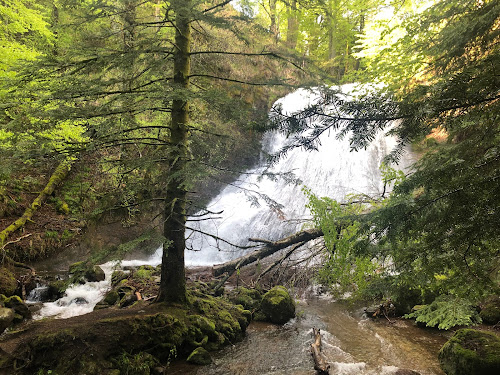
[0,289,251,375]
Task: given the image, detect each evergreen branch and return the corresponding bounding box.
[203,0,233,13]
[189,73,291,86]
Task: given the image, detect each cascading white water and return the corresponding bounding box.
[33,84,409,319]
[184,85,401,266]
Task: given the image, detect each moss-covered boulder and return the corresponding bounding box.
[260,286,295,324]
[0,307,14,333]
[438,329,500,375]
[111,270,127,286]
[4,295,31,319]
[187,347,212,365]
[69,261,105,283]
[480,296,500,325]
[0,268,17,297]
[228,287,262,311]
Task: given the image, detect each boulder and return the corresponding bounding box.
[260,286,295,324]
[438,328,500,375]
[0,268,17,297]
[4,295,31,319]
[69,262,105,283]
[186,347,212,365]
[0,307,14,333]
[480,296,500,325]
[228,287,262,311]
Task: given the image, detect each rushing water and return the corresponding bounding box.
[168,296,448,375]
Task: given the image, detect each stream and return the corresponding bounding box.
[27,85,448,374]
[168,296,448,375]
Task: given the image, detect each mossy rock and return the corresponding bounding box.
[47,279,67,300]
[111,270,127,286]
[229,287,262,311]
[0,268,17,297]
[260,286,295,324]
[480,296,500,325]
[438,328,500,375]
[0,307,14,333]
[69,262,105,283]
[104,290,120,305]
[4,295,31,319]
[187,347,212,365]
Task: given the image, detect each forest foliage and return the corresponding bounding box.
[0,0,498,308]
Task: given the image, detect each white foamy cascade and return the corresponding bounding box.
[182,84,402,266]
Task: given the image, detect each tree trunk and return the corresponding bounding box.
[0,159,72,247]
[286,0,298,50]
[269,0,279,42]
[212,228,323,277]
[157,0,191,304]
[311,328,330,374]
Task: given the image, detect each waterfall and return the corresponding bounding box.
[33,84,409,319]
[184,85,402,266]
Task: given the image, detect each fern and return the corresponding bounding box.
[405,295,481,330]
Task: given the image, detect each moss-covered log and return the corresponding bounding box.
[0,159,72,249]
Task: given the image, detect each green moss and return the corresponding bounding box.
[103,290,119,305]
[438,329,500,375]
[187,347,212,365]
[0,268,17,297]
[260,286,295,324]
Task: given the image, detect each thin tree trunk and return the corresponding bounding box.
[269,0,279,42]
[0,160,72,247]
[286,0,298,49]
[157,0,191,304]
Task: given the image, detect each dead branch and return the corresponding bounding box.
[212,228,323,278]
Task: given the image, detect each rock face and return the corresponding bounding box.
[187,347,212,365]
[0,307,14,334]
[260,286,295,324]
[438,328,500,375]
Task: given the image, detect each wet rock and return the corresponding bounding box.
[187,347,212,365]
[103,290,119,305]
[46,279,67,301]
[480,296,500,325]
[438,328,500,375]
[72,297,88,305]
[4,295,31,319]
[0,268,17,297]
[69,262,105,283]
[28,302,43,314]
[0,307,14,333]
[260,286,295,324]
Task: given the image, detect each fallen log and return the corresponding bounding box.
[212,228,323,278]
[0,159,73,247]
[311,328,330,374]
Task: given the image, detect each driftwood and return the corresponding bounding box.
[212,228,323,278]
[311,328,330,374]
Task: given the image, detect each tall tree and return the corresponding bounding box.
[157,0,191,304]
